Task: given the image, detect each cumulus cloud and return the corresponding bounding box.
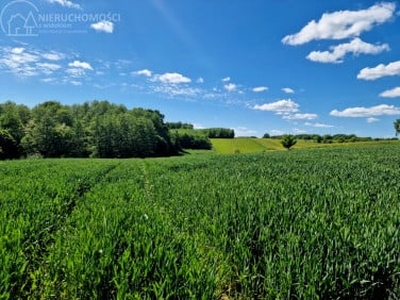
[357,61,400,80]
[330,104,400,117]
[307,38,389,63]
[197,77,204,83]
[222,76,231,82]
[46,0,81,9]
[282,2,395,45]
[68,60,93,70]
[283,113,318,120]
[224,83,237,92]
[156,72,191,84]
[90,21,114,33]
[282,87,294,94]
[134,69,152,77]
[252,86,268,92]
[253,99,299,113]
[379,87,400,98]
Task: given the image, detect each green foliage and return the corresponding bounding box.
[1,144,400,298]
[201,127,235,138]
[0,100,181,159]
[172,129,212,150]
[281,134,297,150]
[166,122,194,130]
[0,129,19,159]
[394,119,400,136]
[262,133,270,138]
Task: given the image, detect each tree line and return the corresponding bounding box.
[0,101,237,160]
[0,101,177,159]
[263,133,396,143]
[166,123,235,139]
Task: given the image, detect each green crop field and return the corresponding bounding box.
[211,138,399,154]
[1,143,400,299]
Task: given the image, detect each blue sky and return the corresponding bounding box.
[1,0,400,137]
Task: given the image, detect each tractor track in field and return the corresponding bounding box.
[139,160,154,203]
[19,162,121,297]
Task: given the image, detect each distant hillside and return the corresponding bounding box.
[210,138,399,154]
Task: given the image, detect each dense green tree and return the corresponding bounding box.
[0,102,30,145]
[0,129,19,159]
[174,130,212,150]
[166,122,194,130]
[0,100,201,159]
[202,128,235,138]
[281,135,297,150]
[131,117,158,158]
[394,119,400,136]
[262,133,270,138]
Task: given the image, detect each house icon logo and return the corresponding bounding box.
[0,0,39,37]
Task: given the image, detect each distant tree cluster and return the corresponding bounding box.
[264,133,382,143]
[166,122,194,130]
[0,101,182,159]
[201,128,235,138]
[170,130,212,150]
[166,123,234,150]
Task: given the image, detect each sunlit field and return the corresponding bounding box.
[211,138,399,154]
[1,143,400,299]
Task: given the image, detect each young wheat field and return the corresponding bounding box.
[1,143,400,299]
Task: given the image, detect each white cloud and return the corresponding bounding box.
[283,113,318,120]
[90,21,114,33]
[68,60,93,70]
[41,78,55,83]
[197,77,204,83]
[69,80,82,86]
[330,104,400,117]
[134,69,152,77]
[307,38,389,63]
[224,83,237,92]
[152,85,200,97]
[252,86,268,92]
[42,52,65,61]
[305,122,335,128]
[271,129,285,136]
[293,128,307,134]
[253,99,299,113]
[0,47,40,77]
[47,0,81,9]
[66,68,86,77]
[11,47,24,54]
[193,123,205,129]
[379,87,400,98]
[222,76,231,82]
[282,2,395,45]
[36,62,61,75]
[282,87,294,94]
[234,126,257,136]
[357,61,400,80]
[367,117,380,123]
[156,72,191,84]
